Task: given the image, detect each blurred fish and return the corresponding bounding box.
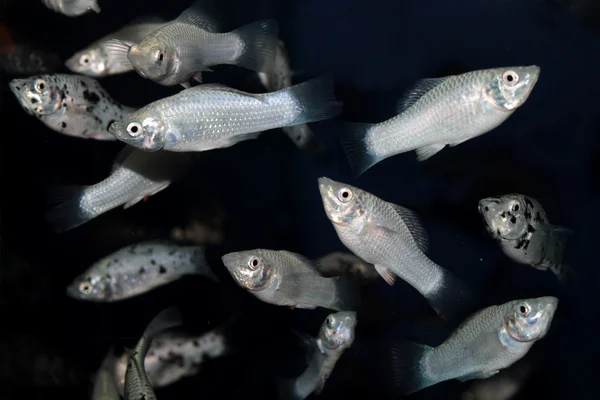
[105,1,277,87]
[9,74,134,140]
[46,147,194,232]
[221,249,359,311]
[318,177,474,321]
[340,66,540,176]
[279,311,357,400]
[124,308,183,400]
[108,76,342,152]
[92,349,120,400]
[66,241,216,302]
[0,45,60,74]
[65,17,167,77]
[478,194,573,283]
[316,251,379,283]
[258,40,325,154]
[462,359,533,400]
[112,320,234,394]
[386,297,557,395]
[41,0,100,17]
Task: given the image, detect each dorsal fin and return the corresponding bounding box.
[190,84,267,102]
[397,77,449,113]
[175,0,220,32]
[391,204,429,253]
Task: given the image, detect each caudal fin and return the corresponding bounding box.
[551,263,576,285]
[339,122,381,176]
[285,75,343,125]
[187,245,219,282]
[143,307,183,340]
[277,377,302,400]
[234,19,279,73]
[332,275,361,311]
[425,270,478,323]
[45,185,92,233]
[388,339,434,395]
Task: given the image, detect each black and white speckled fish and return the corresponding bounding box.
[9,74,134,140]
[66,241,217,302]
[41,0,100,17]
[478,194,573,283]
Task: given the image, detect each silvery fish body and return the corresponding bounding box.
[9,74,133,140]
[66,241,215,302]
[46,147,193,232]
[108,76,342,152]
[65,20,167,77]
[478,194,573,282]
[318,177,473,321]
[42,0,100,17]
[280,312,357,400]
[389,297,557,395]
[340,66,540,175]
[221,249,359,311]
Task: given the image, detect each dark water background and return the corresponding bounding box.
[1,0,600,399]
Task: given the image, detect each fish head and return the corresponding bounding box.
[66,272,112,301]
[478,195,528,240]
[9,76,62,116]
[482,66,540,111]
[108,110,165,151]
[65,48,107,77]
[221,250,274,291]
[318,311,357,351]
[504,297,558,342]
[318,177,366,226]
[128,37,175,83]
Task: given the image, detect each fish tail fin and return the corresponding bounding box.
[284,75,343,125]
[189,245,219,282]
[339,122,381,176]
[143,307,183,340]
[388,339,435,395]
[551,263,575,285]
[332,275,361,311]
[426,270,477,322]
[45,184,92,232]
[277,377,301,400]
[233,19,279,73]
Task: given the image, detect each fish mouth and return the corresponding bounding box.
[221,253,246,285]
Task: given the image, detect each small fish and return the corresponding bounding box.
[105,1,277,87]
[478,194,573,283]
[258,40,324,153]
[387,297,557,395]
[316,251,379,283]
[318,177,474,321]
[0,45,61,74]
[108,76,342,152]
[221,249,359,311]
[46,147,193,232]
[92,350,121,400]
[9,74,134,140]
[340,66,540,175]
[279,311,357,400]
[65,17,167,77]
[66,241,216,302]
[124,308,183,400]
[41,0,100,17]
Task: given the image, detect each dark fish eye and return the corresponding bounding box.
[126,122,143,137]
[519,304,530,316]
[513,204,519,212]
[338,188,353,202]
[159,52,164,61]
[502,71,519,86]
[510,216,517,224]
[248,257,260,270]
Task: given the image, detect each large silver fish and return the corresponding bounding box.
[108,76,342,152]
[124,308,182,400]
[221,249,359,311]
[318,177,474,321]
[340,66,540,175]
[478,194,573,282]
[66,241,216,302]
[104,1,276,87]
[65,18,167,77]
[279,311,357,400]
[388,297,557,395]
[9,74,134,140]
[46,147,193,232]
[41,0,100,17]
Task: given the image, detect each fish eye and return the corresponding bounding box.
[155,50,164,63]
[81,55,89,64]
[338,188,353,203]
[248,257,260,271]
[518,304,530,316]
[512,203,519,212]
[126,122,143,137]
[79,282,92,294]
[502,71,519,86]
[510,216,517,224]
[326,315,335,328]
[35,79,46,92]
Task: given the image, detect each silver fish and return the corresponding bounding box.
[65,18,167,77]
[318,177,473,321]
[258,40,323,153]
[340,66,540,175]
[478,194,573,283]
[124,308,182,400]
[9,74,134,140]
[388,297,557,395]
[104,1,276,87]
[66,241,216,302]
[279,311,357,400]
[221,249,359,311]
[92,350,121,400]
[108,76,342,152]
[46,147,193,232]
[41,0,100,17]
